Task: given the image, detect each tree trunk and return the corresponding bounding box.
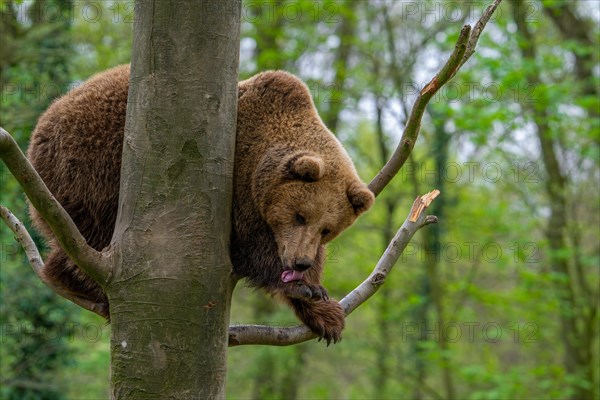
[541,1,597,99]
[424,106,455,400]
[108,1,240,397]
[324,0,358,133]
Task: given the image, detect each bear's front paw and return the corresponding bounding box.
[284,281,329,301]
[298,299,345,345]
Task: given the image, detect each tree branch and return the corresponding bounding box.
[368,0,503,196]
[228,190,440,346]
[0,127,110,284]
[460,0,503,69]
[0,205,107,317]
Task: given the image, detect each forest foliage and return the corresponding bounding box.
[0,0,598,399]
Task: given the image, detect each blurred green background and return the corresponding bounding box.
[1,0,598,399]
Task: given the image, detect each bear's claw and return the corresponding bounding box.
[309,284,329,301]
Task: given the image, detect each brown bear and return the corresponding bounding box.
[27,64,374,344]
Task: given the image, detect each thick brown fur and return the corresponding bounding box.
[27,65,374,343]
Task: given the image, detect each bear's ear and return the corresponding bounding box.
[347,183,375,216]
[286,154,325,182]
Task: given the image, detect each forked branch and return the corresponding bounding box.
[0,206,107,317]
[228,190,440,346]
[368,0,503,196]
[0,127,110,284]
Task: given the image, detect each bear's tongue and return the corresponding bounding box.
[281,270,304,283]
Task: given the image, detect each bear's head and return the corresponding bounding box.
[240,70,375,284]
[253,149,375,282]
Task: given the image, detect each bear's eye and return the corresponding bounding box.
[295,213,306,226]
[321,229,331,236]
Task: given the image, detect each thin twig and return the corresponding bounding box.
[0,127,110,284]
[368,0,503,196]
[460,0,504,68]
[0,205,107,317]
[228,190,439,346]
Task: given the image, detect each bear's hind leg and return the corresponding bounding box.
[43,247,109,319]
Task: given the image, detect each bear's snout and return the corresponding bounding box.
[294,257,314,271]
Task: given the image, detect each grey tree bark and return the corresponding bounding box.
[108,1,241,398]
